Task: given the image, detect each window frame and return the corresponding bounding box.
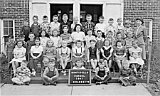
[144,19,153,42]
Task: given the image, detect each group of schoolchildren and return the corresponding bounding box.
[5,13,147,86]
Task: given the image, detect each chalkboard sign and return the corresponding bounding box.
[68,69,91,86]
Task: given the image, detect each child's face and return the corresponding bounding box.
[24,21,28,26]
[9,38,14,42]
[62,42,67,47]
[99,18,104,23]
[53,17,58,22]
[97,32,102,37]
[107,32,113,37]
[117,42,122,47]
[63,27,68,33]
[117,19,122,25]
[86,16,92,22]
[76,26,81,32]
[21,62,27,67]
[48,40,53,47]
[48,62,55,68]
[43,17,48,23]
[127,32,133,38]
[87,30,92,35]
[125,23,130,28]
[76,61,83,68]
[41,31,46,37]
[17,42,23,48]
[52,31,58,36]
[99,63,105,68]
[117,34,122,39]
[33,17,38,23]
[76,42,82,47]
[90,41,96,47]
[104,40,110,46]
[62,15,68,21]
[136,20,142,26]
[35,39,40,45]
[108,20,114,25]
[29,34,35,40]
[43,58,49,64]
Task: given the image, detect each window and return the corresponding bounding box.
[3,20,14,36]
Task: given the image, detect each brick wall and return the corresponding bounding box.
[124,0,160,80]
[0,0,29,38]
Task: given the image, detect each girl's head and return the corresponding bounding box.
[43,57,50,66]
[76,40,82,47]
[75,60,83,68]
[116,40,123,47]
[16,40,23,48]
[29,33,35,40]
[98,59,105,68]
[90,39,96,47]
[97,30,102,37]
[99,16,104,23]
[52,15,58,22]
[63,26,69,34]
[46,39,54,47]
[104,39,111,47]
[62,14,68,22]
[87,30,92,36]
[35,37,40,46]
[116,32,122,40]
[21,60,28,67]
[41,30,46,37]
[33,15,38,23]
[52,29,58,36]
[62,40,67,48]
[135,18,144,26]
[74,24,82,32]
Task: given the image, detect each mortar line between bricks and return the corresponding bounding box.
[70,86,73,95]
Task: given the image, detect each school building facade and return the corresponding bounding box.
[0,0,160,79]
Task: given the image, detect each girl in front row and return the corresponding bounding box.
[101,39,113,68]
[58,41,71,75]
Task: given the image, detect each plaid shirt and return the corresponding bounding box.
[82,22,95,35]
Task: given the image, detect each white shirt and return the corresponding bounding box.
[50,22,60,31]
[72,46,84,54]
[73,66,85,69]
[50,36,60,48]
[31,45,43,53]
[95,23,107,33]
[71,31,85,42]
[40,37,50,48]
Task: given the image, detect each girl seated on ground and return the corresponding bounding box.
[73,60,85,69]
[72,40,85,66]
[114,40,127,71]
[42,61,59,86]
[30,37,43,76]
[87,39,99,72]
[43,39,57,61]
[129,40,144,75]
[10,40,26,76]
[12,60,31,85]
[101,39,113,68]
[93,59,111,85]
[58,41,71,75]
[119,62,136,86]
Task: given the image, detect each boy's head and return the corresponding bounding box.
[107,31,113,38]
[117,18,122,25]
[43,57,50,66]
[16,40,23,48]
[87,30,93,35]
[21,60,28,67]
[124,19,131,28]
[127,31,133,38]
[29,33,35,40]
[75,60,83,68]
[108,18,114,25]
[48,61,55,68]
[90,39,96,47]
[23,19,29,26]
[76,40,82,47]
[43,15,48,23]
[135,18,144,26]
[35,37,40,45]
[19,35,25,41]
[52,29,58,36]
[62,40,67,47]
[97,30,102,37]
[98,59,105,68]
[33,15,38,23]
[116,40,123,47]
[86,14,92,22]
[63,26,69,33]
[46,39,54,47]
[116,32,122,39]
[99,16,104,23]
[52,15,58,22]
[41,30,46,37]
[62,14,68,22]
[123,60,129,69]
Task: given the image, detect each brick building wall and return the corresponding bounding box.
[0,0,29,38]
[124,0,160,80]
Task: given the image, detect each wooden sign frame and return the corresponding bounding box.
[68,69,91,86]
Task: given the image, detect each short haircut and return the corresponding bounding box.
[90,39,96,43]
[86,14,92,18]
[63,14,68,17]
[117,18,122,22]
[104,39,111,45]
[43,15,48,18]
[33,15,38,19]
[53,15,58,18]
[135,18,144,25]
[99,16,104,19]
[108,18,114,21]
[76,40,82,44]
[35,37,40,41]
[62,25,69,29]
